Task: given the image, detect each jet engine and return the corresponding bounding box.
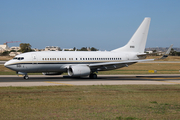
[68,65,90,77]
[42,72,63,75]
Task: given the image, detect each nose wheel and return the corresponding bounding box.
[24,75,29,80]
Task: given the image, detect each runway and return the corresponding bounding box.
[0,61,6,65]
[0,74,180,87]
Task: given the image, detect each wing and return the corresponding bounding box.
[89,59,154,71]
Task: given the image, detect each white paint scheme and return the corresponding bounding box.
[112,17,150,53]
[4,17,154,79]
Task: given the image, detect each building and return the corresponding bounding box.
[62,48,73,51]
[9,46,20,51]
[9,52,22,56]
[146,51,153,54]
[0,43,10,53]
[45,46,60,51]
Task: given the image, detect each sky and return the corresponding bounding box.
[0,0,180,50]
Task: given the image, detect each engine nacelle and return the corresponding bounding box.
[68,65,90,77]
[42,72,63,75]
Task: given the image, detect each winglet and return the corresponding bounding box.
[158,44,173,60]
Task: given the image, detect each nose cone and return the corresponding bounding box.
[4,61,9,67]
[4,61,14,70]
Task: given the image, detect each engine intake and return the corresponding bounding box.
[68,65,90,77]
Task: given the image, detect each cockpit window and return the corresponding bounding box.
[13,57,24,60]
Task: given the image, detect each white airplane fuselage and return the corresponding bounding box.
[5,51,138,73]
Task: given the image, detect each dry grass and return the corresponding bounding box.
[147,56,180,61]
[0,56,14,61]
[0,85,180,119]
[99,63,180,74]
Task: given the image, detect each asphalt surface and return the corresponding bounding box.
[0,61,6,65]
[0,75,180,87]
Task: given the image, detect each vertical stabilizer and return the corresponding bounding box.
[112,17,151,53]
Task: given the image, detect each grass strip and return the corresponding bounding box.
[0,85,180,119]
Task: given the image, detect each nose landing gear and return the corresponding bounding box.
[17,72,29,80]
[24,75,29,80]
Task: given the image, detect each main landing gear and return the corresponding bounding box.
[89,73,97,79]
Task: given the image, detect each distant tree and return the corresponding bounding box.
[73,47,76,51]
[90,47,98,51]
[79,47,88,51]
[1,51,10,56]
[170,48,176,56]
[176,52,180,56]
[20,43,32,53]
[152,50,156,53]
[10,50,16,52]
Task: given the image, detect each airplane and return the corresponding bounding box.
[4,17,173,79]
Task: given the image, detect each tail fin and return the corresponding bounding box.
[112,17,151,53]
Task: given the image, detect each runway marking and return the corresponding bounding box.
[138,77,180,80]
[45,81,74,86]
[157,81,180,84]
